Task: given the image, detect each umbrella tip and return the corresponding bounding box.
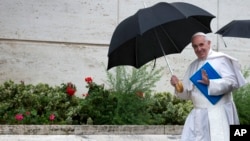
[143,2,147,8]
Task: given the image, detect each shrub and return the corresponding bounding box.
[104,64,163,124]
[82,79,117,125]
[111,91,153,125]
[233,68,250,124]
[0,80,84,124]
[0,64,194,125]
[103,65,193,125]
[148,92,193,125]
[105,64,163,94]
[233,83,250,124]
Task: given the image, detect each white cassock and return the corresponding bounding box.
[176,49,247,141]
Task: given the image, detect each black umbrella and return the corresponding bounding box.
[216,20,250,38]
[107,2,215,72]
[216,20,250,47]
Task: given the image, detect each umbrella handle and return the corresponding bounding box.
[153,30,174,75]
[163,55,173,75]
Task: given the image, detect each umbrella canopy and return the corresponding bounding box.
[107,2,215,70]
[216,20,250,38]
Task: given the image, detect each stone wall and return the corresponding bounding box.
[0,125,183,135]
[0,0,249,96]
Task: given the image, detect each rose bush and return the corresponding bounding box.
[0,80,85,124]
[0,65,195,125]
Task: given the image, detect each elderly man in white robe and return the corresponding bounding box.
[170,32,247,141]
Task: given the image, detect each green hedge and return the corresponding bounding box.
[0,65,193,125]
[0,80,193,125]
[0,65,248,125]
[233,83,250,124]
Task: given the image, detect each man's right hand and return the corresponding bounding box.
[170,75,179,86]
[171,75,183,93]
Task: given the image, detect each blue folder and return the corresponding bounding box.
[190,62,223,105]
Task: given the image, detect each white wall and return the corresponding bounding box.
[0,0,116,44]
[0,0,250,96]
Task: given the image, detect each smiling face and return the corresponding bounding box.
[191,34,211,60]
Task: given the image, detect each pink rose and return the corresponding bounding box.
[15,114,24,121]
[49,114,55,121]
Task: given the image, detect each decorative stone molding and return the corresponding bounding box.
[0,125,183,135]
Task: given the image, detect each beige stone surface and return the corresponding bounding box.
[0,125,182,135]
[0,0,249,96]
[0,125,182,141]
[0,135,181,141]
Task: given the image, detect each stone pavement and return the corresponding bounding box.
[0,125,182,141]
[0,135,181,141]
